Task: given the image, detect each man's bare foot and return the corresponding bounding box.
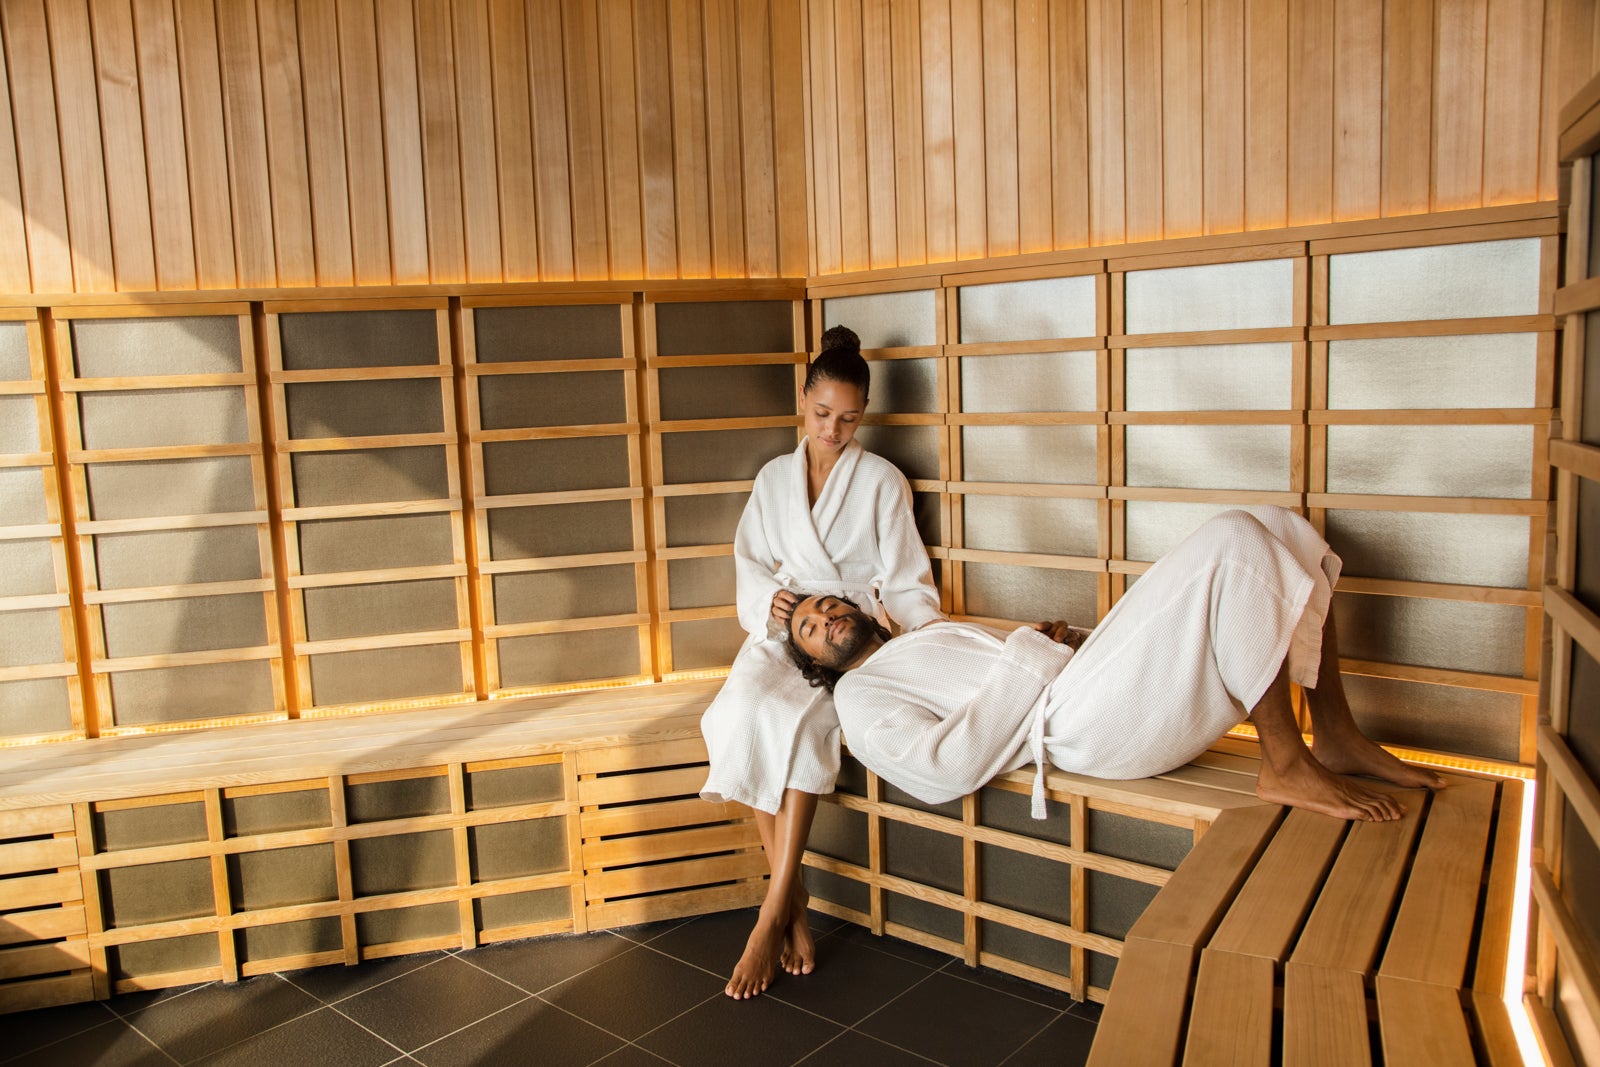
[727,912,785,999]
[780,887,815,977]
[1311,726,1446,790]
[1257,751,1406,821]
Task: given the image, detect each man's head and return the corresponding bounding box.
[783,593,890,692]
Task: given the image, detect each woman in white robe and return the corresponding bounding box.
[702,326,943,999]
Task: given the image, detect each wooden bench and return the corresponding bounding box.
[1085,773,1527,1066]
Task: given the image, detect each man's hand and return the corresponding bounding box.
[1033,620,1089,650]
[770,590,800,627]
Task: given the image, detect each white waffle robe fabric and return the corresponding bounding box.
[833,508,1341,815]
[699,438,944,814]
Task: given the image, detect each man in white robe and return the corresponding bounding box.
[784,507,1444,822]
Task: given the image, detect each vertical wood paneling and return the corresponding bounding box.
[527,0,575,279]
[1245,0,1288,228]
[921,0,957,262]
[174,0,238,288]
[739,0,780,275]
[1483,0,1545,205]
[376,0,430,283]
[1160,0,1201,239]
[1287,0,1333,225]
[1122,0,1162,242]
[670,0,715,276]
[981,0,1019,257]
[337,0,394,284]
[704,0,748,275]
[599,0,644,278]
[45,0,115,291]
[635,0,679,278]
[835,0,870,271]
[87,0,157,291]
[215,0,278,287]
[1202,0,1244,233]
[773,0,810,276]
[488,0,539,281]
[1382,0,1434,214]
[862,0,897,268]
[562,0,610,278]
[298,0,355,286]
[1332,0,1381,220]
[453,0,505,283]
[1434,0,1488,211]
[0,23,31,293]
[890,0,928,263]
[1015,0,1050,253]
[414,0,467,282]
[1050,0,1089,248]
[4,0,77,293]
[131,0,198,288]
[1085,0,1124,245]
[1540,0,1595,200]
[950,0,986,258]
[256,0,316,288]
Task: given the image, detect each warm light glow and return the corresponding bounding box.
[300,693,480,719]
[487,676,657,699]
[1222,723,1534,780]
[1507,782,1541,1066]
[662,667,734,683]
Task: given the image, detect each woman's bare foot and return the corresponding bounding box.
[727,911,786,999]
[1311,726,1446,790]
[780,887,815,976]
[1256,750,1406,821]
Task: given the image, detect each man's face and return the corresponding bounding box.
[788,595,878,669]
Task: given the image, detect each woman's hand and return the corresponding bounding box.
[770,590,800,628]
[1033,620,1089,650]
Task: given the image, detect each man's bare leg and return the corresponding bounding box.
[1252,665,1406,821]
[726,788,819,999]
[1300,611,1445,790]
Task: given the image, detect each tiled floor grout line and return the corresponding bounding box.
[109,1011,186,1066]
[397,990,536,1061]
[994,1007,1072,1067]
[837,967,949,1064]
[321,997,437,1064]
[280,954,451,1010]
[0,1004,119,1065]
[934,958,1083,1012]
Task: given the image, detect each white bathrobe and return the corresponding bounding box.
[833,508,1340,817]
[699,438,944,814]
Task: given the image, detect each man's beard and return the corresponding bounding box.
[816,611,875,670]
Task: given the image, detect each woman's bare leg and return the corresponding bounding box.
[726,788,820,999]
[1298,611,1445,790]
[1252,664,1406,821]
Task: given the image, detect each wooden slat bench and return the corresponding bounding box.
[1085,773,1527,1066]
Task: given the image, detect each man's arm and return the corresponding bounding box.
[841,627,1075,804]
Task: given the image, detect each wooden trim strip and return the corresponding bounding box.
[293,630,471,657]
[0,381,45,396]
[50,303,252,319]
[1538,726,1600,853]
[1530,862,1600,1033]
[1311,408,1551,426]
[69,443,260,464]
[948,481,1106,499]
[1109,487,1303,505]
[280,499,459,522]
[89,645,281,674]
[0,663,82,683]
[75,511,267,534]
[270,365,452,384]
[1554,275,1600,317]
[948,412,1105,426]
[1336,576,1540,608]
[646,351,807,368]
[946,338,1106,356]
[83,579,276,605]
[467,357,637,375]
[277,432,456,453]
[286,565,467,590]
[1307,494,1544,516]
[944,548,1106,572]
[476,488,643,510]
[1338,658,1537,696]
[1109,411,1304,425]
[59,373,255,391]
[474,424,638,443]
[478,551,648,575]
[1550,439,1600,483]
[1309,316,1553,340]
[1113,327,1303,349]
[1546,586,1600,667]
[0,592,71,612]
[0,453,54,469]
[485,615,648,638]
[652,480,755,497]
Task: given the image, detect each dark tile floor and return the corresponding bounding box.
[0,909,1100,1066]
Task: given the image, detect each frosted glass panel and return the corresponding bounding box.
[670,617,747,669]
[291,448,449,505]
[0,539,55,597]
[1124,259,1294,333]
[1125,344,1292,410]
[1327,334,1537,409]
[478,372,626,428]
[963,564,1097,624]
[473,304,623,361]
[1344,674,1519,763]
[1333,594,1527,677]
[0,396,40,453]
[0,678,72,736]
[1328,239,1541,324]
[1325,425,1533,498]
[72,316,242,377]
[488,501,634,559]
[86,457,256,518]
[659,364,794,420]
[308,644,461,707]
[1126,426,1290,490]
[960,352,1097,412]
[279,310,439,369]
[497,628,639,687]
[661,428,796,483]
[958,276,1097,342]
[1124,501,1263,562]
[655,300,794,356]
[852,426,940,481]
[96,526,262,588]
[299,515,454,573]
[1323,510,1529,587]
[667,556,737,610]
[664,493,748,547]
[962,426,1097,484]
[0,322,29,380]
[0,467,47,526]
[963,495,1099,556]
[286,379,443,439]
[493,565,637,622]
[823,290,937,348]
[303,580,459,642]
[110,661,276,725]
[0,610,64,667]
[80,389,249,449]
[102,595,267,658]
[482,437,630,495]
[869,358,939,413]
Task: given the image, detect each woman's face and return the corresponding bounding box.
[801,378,867,457]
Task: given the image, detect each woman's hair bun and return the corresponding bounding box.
[819,325,861,355]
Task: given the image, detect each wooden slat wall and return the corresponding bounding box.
[805,0,1600,276]
[0,0,807,294]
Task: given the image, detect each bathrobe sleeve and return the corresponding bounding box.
[866,458,944,632]
[732,462,789,640]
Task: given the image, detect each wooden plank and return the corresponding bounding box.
[574,735,709,774]
[1049,0,1089,249]
[579,795,745,838]
[0,5,29,293]
[0,836,78,877]
[1472,781,1524,995]
[1084,0,1123,246]
[255,0,316,288]
[863,0,897,269]
[835,0,871,272]
[1244,0,1288,229]
[920,0,956,263]
[1159,0,1202,239]
[1433,0,1488,212]
[487,0,538,282]
[173,0,237,288]
[336,0,392,284]
[1083,937,1195,1067]
[526,0,574,280]
[1291,788,1427,972]
[1381,0,1433,215]
[85,0,157,291]
[1183,950,1274,1066]
[1125,802,1282,947]
[1202,0,1244,234]
[296,0,354,286]
[453,0,503,284]
[582,821,757,867]
[585,850,765,900]
[1483,0,1544,205]
[0,973,95,1014]
[576,764,711,807]
[1282,962,1373,1067]
[0,871,81,911]
[889,0,928,265]
[214,0,276,288]
[0,805,76,837]
[598,0,644,279]
[771,0,808,277]
[1207,808,1348,961]
[669,0,712,278]
[979,0,1018,258]
[586,879,763,929]
[1531,861,1600,1037]
[43,0,115,292]
[1121,0,1161,244]
[376,0,429,283]
[0,906,86,948]
[1331,0,1381,221]
[1286,0,1333,226]
[1376,975,1477,1066]
[633,0,677,280]
[703,0,746,276]
[1378,780,1497,987]
[2,0,74,292]
[1472,989,1523,1067]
